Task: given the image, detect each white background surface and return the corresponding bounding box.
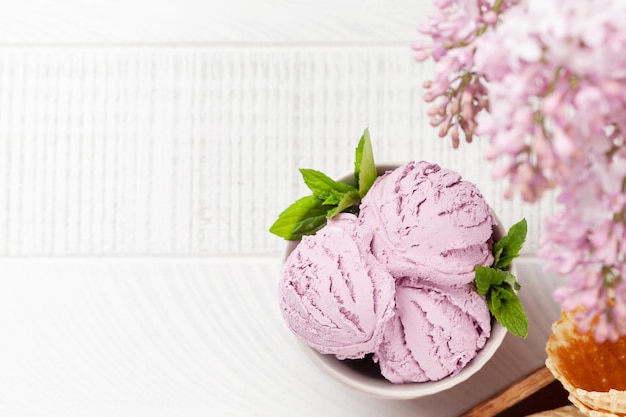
[0,1,561,416]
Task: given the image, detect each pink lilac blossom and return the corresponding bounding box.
[416,0,626,341]
[474,0,626,203]
[539,155,626,342]
[412,0,519,148]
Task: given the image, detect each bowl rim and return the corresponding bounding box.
[296,318,508,399]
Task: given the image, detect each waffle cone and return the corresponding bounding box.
[546,356,578,398]
[572,388,626,416]
[547,358,625,417]
[546,311,626,417]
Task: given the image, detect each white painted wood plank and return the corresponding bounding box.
[0,257,560,417]
[0,0,432,44]
[0,46,553,256]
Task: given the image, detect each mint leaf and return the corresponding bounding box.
[501,270,521,290]
[327,190,361,218]
[474,218,528,338]
[474,266,501,296]
[489,286,528,338]
[488,287,502,311]
[354,132,365,182]
[269,195,335,240]
[299,169,358,205]
[493,218,527,269]
[479,276,528,337]
[492,247,503,269]
[270,128,380,241]
[354,128,377,197]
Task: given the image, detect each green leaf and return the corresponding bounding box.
[271,127,381,242]
[488,288,501,311]
[489,286,529,338]
[354,128,377,197]
[299,168,357,205]
[492,247,503,268]
[269,195,334,240]
[475,264,526,337]
[500,270,521,291]
[493,218,528,269]
[327,190,361,218]
[474,266,501,296]
[475,267,518,294]
[354,133,364,183]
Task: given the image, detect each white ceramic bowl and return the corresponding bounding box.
[281,163,509,399]
[296,322,507,399]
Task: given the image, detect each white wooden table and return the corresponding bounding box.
[0,1,560,416]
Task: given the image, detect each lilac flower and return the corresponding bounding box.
[539,151,626,342]
[412,0,517,148]
[416,0,626,342]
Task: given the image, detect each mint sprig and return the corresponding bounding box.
[268,195,335,240]
[354,128,377,197]
[299,169,358,206]
[475,218,529,338]
[493,218,527,269]
[269,128,377,240]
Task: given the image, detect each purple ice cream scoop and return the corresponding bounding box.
[279,214,396,360]
[374,277,491,383]
[359,161,495,285]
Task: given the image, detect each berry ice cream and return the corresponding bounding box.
[278,161,497,383]
[359,161,495,286]
[279,214,396,360]
[374,278,491,383]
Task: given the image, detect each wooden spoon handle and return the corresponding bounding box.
[459,366,556,417]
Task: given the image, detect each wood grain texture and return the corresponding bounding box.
[0,46,553,256]
[0,0,433,44]
[0,257,562,417]
[459,367,556,417]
